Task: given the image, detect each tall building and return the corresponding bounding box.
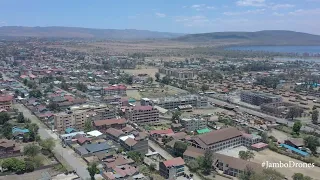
[159,157,185,179]
[54,110,87,133]
[54,104,116,133]
[180,118,207,132]
[159,68,195,79]
[240,91,282,106]
[0,94,13,111]
[141,95,208,109]
[125,106,159,125]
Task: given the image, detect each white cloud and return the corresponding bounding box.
[289,8,320,15]
[190,4,215,11]
[175,15,210,27]
[0,21,7,26]
[224,9,265,16]
[271,4,295,10]
[155,12,166,18]
[236,0,266,7]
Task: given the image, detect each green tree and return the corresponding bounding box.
[201,84,209,92]
[311,110,319,124]
[23,144,40,157]
[239,151,248,160]
[29,90,42,98]
[260,132,268,143]
[127,151,143,164]
[161,76,170,85]
[40,138,56,154]
[17,112,25,123]
[84,119,93,132]
[2,158,26,174]
[304,135,320,154]
[171,110,181,122]
[87,162,99,180]
[173,141,187,157]
[25,160,35,172]
[292,173,313,180]
[0,112,10,124]
[149,163,156,172]
[188,159,200,172]
[292,121,302,135]
[202,149,213,174]
[2,122,13,139]
[155,72,160,81]
[287,107,303,120]
[76,82,88,92]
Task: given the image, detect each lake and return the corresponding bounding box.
[227,46,320,54]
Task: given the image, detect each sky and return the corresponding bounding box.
[0,0,320,34]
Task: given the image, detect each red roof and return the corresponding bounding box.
[20,75,28,79]
[150,129,174,136]
[0,95,13,102]
[77,137,91,144]
[94,118,126,127]
[104,85,127,91]
[29,74,36,78]
[251,142,268,149]
[163,157,185,167]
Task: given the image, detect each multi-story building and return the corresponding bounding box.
[189,127,261,151]
[159,157,185,179]
[141,95,208,109]
[0,94,13,111]
[54,104,117,133]
[70,104,116,121]
[240,91,282,106]
[125,106,159,125]
[260,102,302,118]
[54,110,87,133]
[159,68,195,79]
[93,118,127,132]
[180,118,207,132]
[102,85,127,96]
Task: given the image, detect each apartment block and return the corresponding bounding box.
[159,68,195,79]
[159,157,185,179]
[240,91,282,106]
[0,94,13,111]
[189,127,261,151]
[54,110,87,133]
[125,106,159,125]
[93,118,127,132]
[141,95,208,109]
[102,85,127,96]
[180,118,207,132]
[119,132,148,154]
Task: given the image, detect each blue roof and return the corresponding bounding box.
[280,144,309,156]
[12,127,30,134]
[65,127,77,134]
[84,142,111,153]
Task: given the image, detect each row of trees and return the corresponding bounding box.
[2,139,55,174]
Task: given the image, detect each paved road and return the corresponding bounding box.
[148,141,201,180]
[15,104,91,180]
[208,96,320,134]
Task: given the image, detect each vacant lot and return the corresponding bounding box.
[252,149,320,179]
[268,129,290,143]
[123,67,158,77]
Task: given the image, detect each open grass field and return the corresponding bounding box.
[123,67,158,77]
[252,149,320,179]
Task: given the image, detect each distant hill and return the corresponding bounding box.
[0,26,183,39]
[174,30,320,45]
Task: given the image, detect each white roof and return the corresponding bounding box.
[87,130,103,137]
[60,131,85,137]
[119,134,135,141]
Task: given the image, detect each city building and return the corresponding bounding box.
[141,95,208,109]
[0,94,13,111]
[102,85,127,96]
[183,146,205,163]
[125,106,159,125]
[119,132,148,154]
[0,139,21,157]
[240,91,282,106]
[180,118,207,132]
[159,68,195,79]
[54,104,116,133]
[54,110,87,133]
[159,157,185,179]
[93,118,127,132]
[214,153,262,177]
[189,127,261,151]
[260,102,302,118]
